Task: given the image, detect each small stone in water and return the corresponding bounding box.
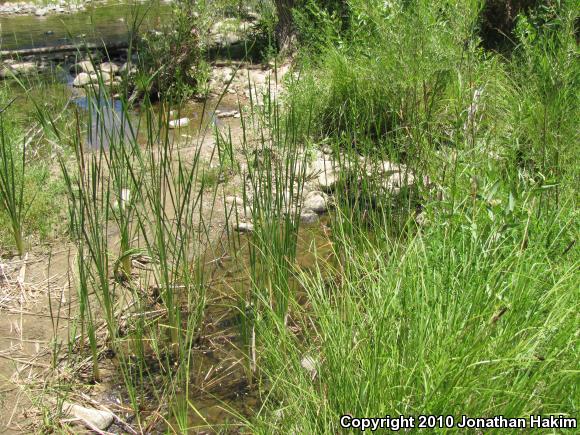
[235,222,254,233]
[99,62,119,75]
[303,191,328,214]
[72,72,91,87]
[300,211,319,225]
[217,110,239,118]
[168,118,190,129]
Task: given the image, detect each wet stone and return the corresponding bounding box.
[303,191,328,214]
[168,118,190,129]
[234,222,254,233]
[300,211,319,226]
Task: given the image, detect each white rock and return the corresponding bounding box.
[72,72,91,87]
[310,153,339,191]
[89,71,111,82]
[300,355,318,380]
[0,61,36,78]
[384,171,416,192]
[225,195,245,207]
[234,222,254,233]
[62,402,114,430]
[99,62,119,74]
[35,7,47,16]
[300,211,319,225]
[119,62,136,75]
[317,170,337,192]
[216,109,239,119]
[72,60,96,74]
[168,118,190,129]
[303,191,328,214]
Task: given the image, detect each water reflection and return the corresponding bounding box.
[73,91,135,149]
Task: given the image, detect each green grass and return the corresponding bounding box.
[6,0,576,432]
[244,0,579,432]
[0,98,66,255]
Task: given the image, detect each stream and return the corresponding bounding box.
[0,2,319,431]
[0,0,170,51]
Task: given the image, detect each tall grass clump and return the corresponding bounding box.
[43,56,221,425]
[0,104,27,256]
[245,0,578,432]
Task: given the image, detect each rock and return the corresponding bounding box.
[318,170,337,191]
[62,401,114,430]
[214,67,234,82]
[383,171,416,194]
[168,118,190,129]
[234,222,254,233]
[119,62,136,76]
[415,211,427,227]
[0,61,36,78]
[89,71,111,82]
[300,211,319,225]
[110,76,123,90]
[300,355,318,380]
[71,60,96,74]
[216,110,239,118]
[311,153,339,191]
[34,7,47,16]
[72,72,91,87]
[303,191,328,214]
[225,195,245,207]
[99,62,119,75]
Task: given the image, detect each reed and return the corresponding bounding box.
[0,105,27,257]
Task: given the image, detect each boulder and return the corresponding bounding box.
[119,62,136,75]
[216,110,239,119]
[310,152,339,191]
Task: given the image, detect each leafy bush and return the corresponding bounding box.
[136,0,209,100]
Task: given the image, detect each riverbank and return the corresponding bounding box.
[1,1,578,433]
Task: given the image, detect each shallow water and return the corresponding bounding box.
[0,1,170,51]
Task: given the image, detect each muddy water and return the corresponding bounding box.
[94,219,335,431]
[0,1,170,51]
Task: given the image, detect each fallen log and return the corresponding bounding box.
[0,41,130,58]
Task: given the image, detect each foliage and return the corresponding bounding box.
[0,102,65,254]
[136,0,210,100]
